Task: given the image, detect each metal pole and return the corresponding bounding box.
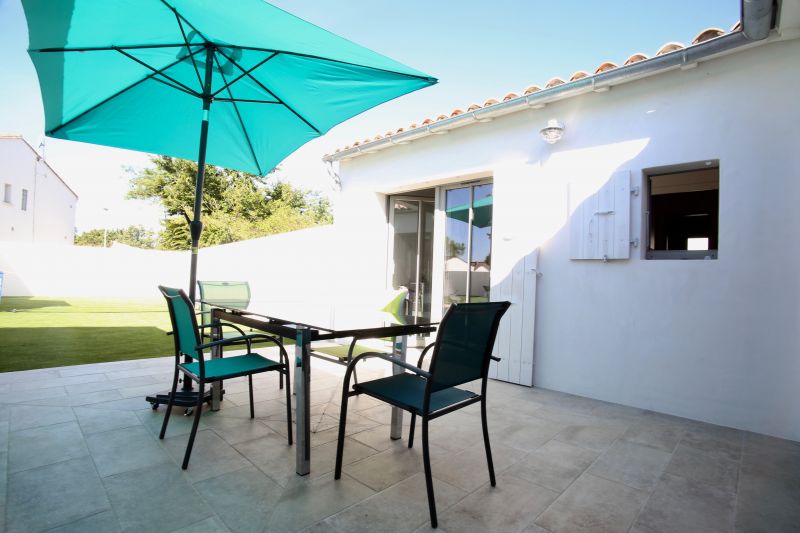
[188,44,215,304]
[295,327,311,475]
[390,334,407,439]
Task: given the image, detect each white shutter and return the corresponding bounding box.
[570,170,631,260]
[489,249,538,386]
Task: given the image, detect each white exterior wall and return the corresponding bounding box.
[333,38,800,440]
[0,137,77,244]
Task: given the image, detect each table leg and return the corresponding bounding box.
[390,334,407,440]
[210,311,222,411]
[295,327,311,475]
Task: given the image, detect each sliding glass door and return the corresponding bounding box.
[389,197,434,321]
[443,182,493,314]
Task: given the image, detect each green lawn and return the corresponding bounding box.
[0,297,174,372]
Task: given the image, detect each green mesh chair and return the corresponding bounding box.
[158,285,292,469]
[198,280,287,390]
[334,301,510,528]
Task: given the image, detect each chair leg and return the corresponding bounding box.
[279,371,284,390]
[408,413,416,448]
[480,396,496,486]
[284,367,293,445]
[422,417,438,528]
[334,389,350,479]
[159,368,179,439]
[248,374,255,419]
[182,379,205,470]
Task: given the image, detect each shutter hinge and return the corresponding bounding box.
[630,237,640,248]
[631,186,640,197]
[594,210,615,215]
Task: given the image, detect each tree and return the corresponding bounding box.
[127,156,333,250]
[75,225,156,249]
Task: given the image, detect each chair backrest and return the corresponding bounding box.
[159,285,201,359]
[197,281,251,324]
[427,301,511,392]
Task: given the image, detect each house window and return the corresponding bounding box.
[3,184,11,203]
[646,163,719,260]
[21,189,28,211]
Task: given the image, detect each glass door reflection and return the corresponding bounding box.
[390,197,434,322]
[443,182,493,314]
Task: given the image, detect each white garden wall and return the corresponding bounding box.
[333,38,800,440]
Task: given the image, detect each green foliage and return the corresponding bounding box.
[128,156,333,250]
[75,225,156,249]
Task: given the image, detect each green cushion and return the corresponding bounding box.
[312,343,388,360]
[354,373,477,415]
[180,353,281,381]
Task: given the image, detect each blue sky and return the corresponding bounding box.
[0,0,739,231]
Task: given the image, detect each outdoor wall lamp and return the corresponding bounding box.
[539,119,565,144]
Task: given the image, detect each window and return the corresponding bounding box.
[3,184,10,203]
[646,163,719,259]
[21,189,28,211]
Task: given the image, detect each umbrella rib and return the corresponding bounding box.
[211,53,278,98]
[223,44,438,84]
[216,48,321,135]
[214,98,281,104]
[114,47,201,98]
[213,54,263,176]
[33,44,189,52]
[150,76,203,98]
[173,9,204,91]
[160,0,212,44]
[48,48,205,136]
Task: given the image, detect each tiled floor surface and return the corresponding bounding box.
[0,350,798,532]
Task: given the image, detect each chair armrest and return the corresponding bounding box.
[490,355,501,362]
[349,351,432,379]
[198,322,248,337]
[197,333,285,351]
[415,342,436,368]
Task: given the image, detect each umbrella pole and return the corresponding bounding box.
[188,44,215,304]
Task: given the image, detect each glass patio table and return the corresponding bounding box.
[205,300,437,476]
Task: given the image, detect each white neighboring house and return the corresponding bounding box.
[323,2,800,442]
[0,134,78,243]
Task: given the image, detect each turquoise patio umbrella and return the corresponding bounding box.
[23,0,436,301]
[445,195,493,228]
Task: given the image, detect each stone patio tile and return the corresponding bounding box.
[8,420,89,473]
[740,431,800,482]
[681,423,743,462]
[103,367,165,381]
[46,510,121,533]
[103,463,213,532]
[343,445,427,492]
[326,472,466,533]
[0,368,60,386]
[490,414,566,453]
[439,473,558,532]
[431,441,525,492]
[232,430,297,487]
[621,420,685,452]
[202,414,276,445]
[6,456,110,533]
[81,396,154,411]
[733,468,800,533]
[23,389,124,408]
[554,422,627,453]
[8,403,75,431]
[0,386,68,404]
[267,472,375,532]
[514,439,599,493]
[86,425,172,477]
[10,372,109,392]
[137,406,212,438]
[172,516,231,532]
[73,406,142,435]
[162,428,250,483]
[116,382,173,399]
[348,424,404,452]
[535,473,648,533]
[224,386,285,406]
[588,440,672,490]
[631,472,736,533]
[665,442,739,493]
[64,374,159,395]
[194,467,283,533]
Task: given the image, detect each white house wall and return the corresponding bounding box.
[0,138,77,243]
[333,38,800,440]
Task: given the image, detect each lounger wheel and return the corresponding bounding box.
[184,407,193,416]
[150,401,159,410]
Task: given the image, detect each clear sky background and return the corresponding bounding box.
[0,0,739,232]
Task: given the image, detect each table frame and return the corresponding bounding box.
[210,306,436,475]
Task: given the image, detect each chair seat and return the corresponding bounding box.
[354,373,477,415]
[179,353,282,381]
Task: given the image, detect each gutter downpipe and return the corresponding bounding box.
[325,0,774,163]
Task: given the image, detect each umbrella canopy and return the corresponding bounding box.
[23,0,436,300]
[23,0,436,175]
